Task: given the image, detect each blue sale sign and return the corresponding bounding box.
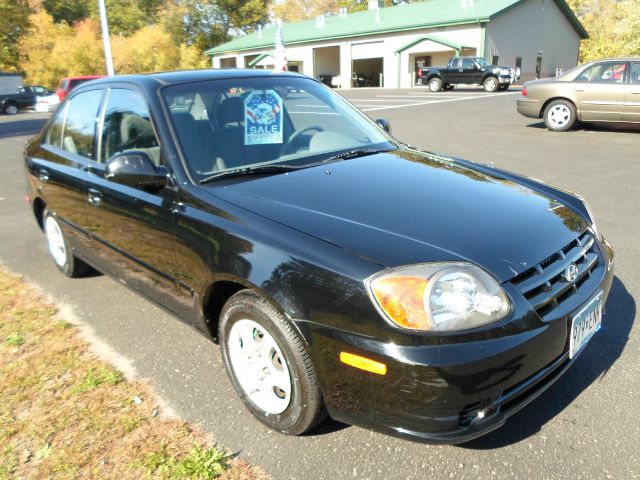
[244,90,284,145]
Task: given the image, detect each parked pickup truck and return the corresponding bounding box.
[418,57,520,92]
[0,85,53,115]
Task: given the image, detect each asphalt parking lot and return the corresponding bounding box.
[1,90,638,479]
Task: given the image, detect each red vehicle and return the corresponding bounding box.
[56,75,104,101]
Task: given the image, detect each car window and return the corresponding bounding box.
[33,86,47,94]
[58,79,69,90]
[450,58,461,69]
[631,63,640,84]
[575,62,627,83]
[61,89,104,159]
[100,89,160,165]
[163,77,395,179]
[462,58,475,69]
[46,102,69,149]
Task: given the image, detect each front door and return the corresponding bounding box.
[462,57,483,84]
[572,61,627,122]
[623,61,640,122]
[82,87,189,317]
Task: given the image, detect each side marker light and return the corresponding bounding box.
[340,352,387,375]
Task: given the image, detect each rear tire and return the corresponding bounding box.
[219,290,325,435]
[3,102,19,115]
[483,77,499,92]
[543,99,576,132]
[43,210,90,277]
[428,78,443,92]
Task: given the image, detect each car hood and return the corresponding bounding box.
[207,150,589,282]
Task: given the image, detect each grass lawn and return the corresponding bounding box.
[0,267,266,480]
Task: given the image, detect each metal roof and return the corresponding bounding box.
[206,0,588,56]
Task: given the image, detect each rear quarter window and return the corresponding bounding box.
[46,103,68,148]
[60,89,104,159]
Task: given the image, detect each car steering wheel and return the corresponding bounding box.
[280,126,324,155]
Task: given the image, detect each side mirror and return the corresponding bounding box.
[375,118,392,134]
[105,151,166,190]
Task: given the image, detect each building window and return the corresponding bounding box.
[492,55,499,65]
[516,57,522,69]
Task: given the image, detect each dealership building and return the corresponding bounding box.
[206,0,587,88]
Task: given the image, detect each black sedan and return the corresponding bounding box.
[23,70,614,443]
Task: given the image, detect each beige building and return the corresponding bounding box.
[207,0,588,88]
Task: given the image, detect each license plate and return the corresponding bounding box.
[569,292,603,359]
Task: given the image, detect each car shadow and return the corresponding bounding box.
[0,117,49,139]
[306,417,349,436]
[526,121,640,134]
[460,275,634,449]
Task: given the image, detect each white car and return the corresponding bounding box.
[34,93,60,112]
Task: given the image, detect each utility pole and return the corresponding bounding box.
[97,0,115,76]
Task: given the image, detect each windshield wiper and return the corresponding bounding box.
[199,164,303,184]
[322,148,386,164]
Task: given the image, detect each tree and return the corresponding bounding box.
[112,25,180,73]
[160,0,228,51]
[0,0,32,72]
[18,10,73,86]
[567,0,640,62]
[42,0,89,25]
[87,0,164,36]
[217,0,270,33]
[272,0,339,22]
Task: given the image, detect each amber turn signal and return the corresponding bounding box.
[340,352,387,375]
[369,276,431,330]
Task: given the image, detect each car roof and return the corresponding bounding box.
[63,75,105,81]
[82,69,310,88]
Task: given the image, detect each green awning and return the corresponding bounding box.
[393,34,474,55]
[247,53,274,67]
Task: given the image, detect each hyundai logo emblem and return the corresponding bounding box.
[564,264,579,283]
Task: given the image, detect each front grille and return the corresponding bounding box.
[510,230,599,319]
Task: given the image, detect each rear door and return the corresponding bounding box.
[81,87,186,316]
[623,61,640,122]
[28,88,105,258]
[572,61,627,121]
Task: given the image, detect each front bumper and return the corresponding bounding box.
[498,74,515,84]
[301,239,614,444]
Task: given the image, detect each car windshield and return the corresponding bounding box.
[162,76,396,181]
[475,58,491,67]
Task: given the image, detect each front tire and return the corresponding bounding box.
[483,77,499,92]
[219,290,325,435]
[44,210,90,277]
[543,99,577,132]
[428,77,443,92]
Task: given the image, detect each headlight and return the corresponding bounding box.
[500,68,511,75]
[366,263,510,332]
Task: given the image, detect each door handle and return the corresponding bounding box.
[170,201,185,214]
[37,169,50,182]
[574,88,585,92]
[87,188,102,206]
